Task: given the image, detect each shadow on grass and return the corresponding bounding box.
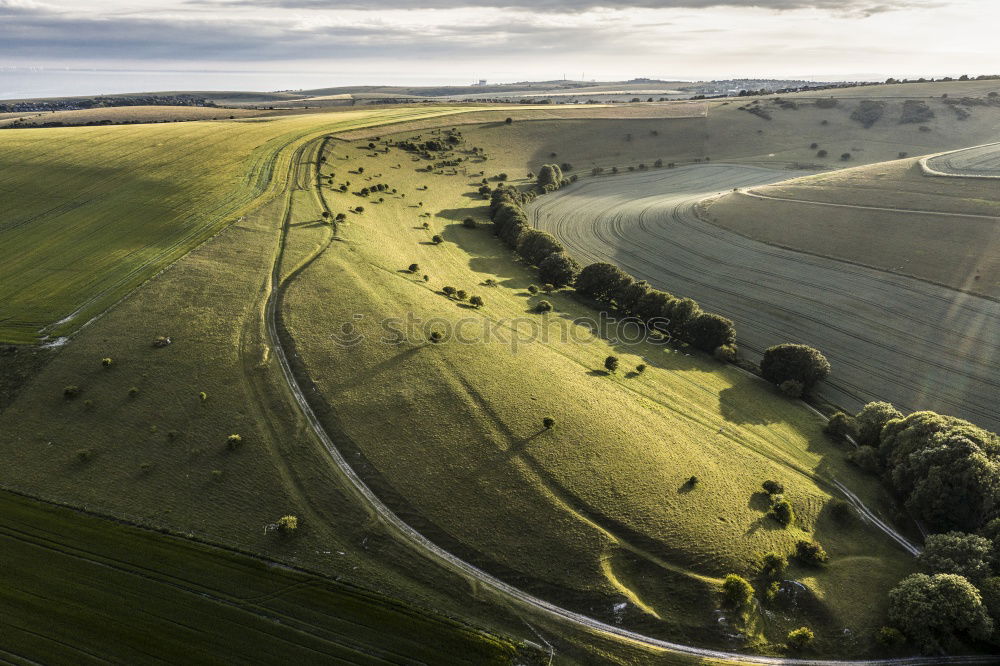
[718,383,779,425]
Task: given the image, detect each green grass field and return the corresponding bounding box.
[0,106,489,344]
[0,489,518,664]
[5,85,996,658]
[278,119,919,654]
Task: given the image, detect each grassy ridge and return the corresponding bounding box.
[0,489,517,664]
[0,107,485,344]
[279,121,916,654]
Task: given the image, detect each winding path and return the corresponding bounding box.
[528,165,1000,431]
[259,141,995,663]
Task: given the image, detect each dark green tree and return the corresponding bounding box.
[760,344,831,392]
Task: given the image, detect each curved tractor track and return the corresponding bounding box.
[529,165,1000,432]
[923,142,1000,178]
[253,139,998,664]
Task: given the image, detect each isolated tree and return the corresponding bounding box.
[226,433,243,450]
[431,234,443,244]
[604,356,620,373]
[635,364,646,374]
[408,263,420,273]
[469,295,484,308]
[760,344,831,392]
[542,416,555,429]
[918,532,994,583]
[888,573,992,652]
[429,331,444,343]
[276,515,298,532]
[855,401,902,447]
[505,117,513,124]
[455,289,468,301]
[442,285,457,298]
[101,357,113,368]
[684,312,736,353]
[817,149,828,158]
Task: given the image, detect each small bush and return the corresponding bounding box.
[795,540,828,566]
[604,356,620,373]
[817,149,828,158]
[824,411,859,442]
[442,286,456,298]
[840,152,852,161]
[462,217,477,229]
[761,552,787,579]
[277,515,298,532]
[848,445,881,473]
[765,580,782,602]
[429,331,443,343]
[635,364,646,374]
[101,357,113,368]
[898,151,908,158]
[769,498,795,526]
[431,234,443,244]
[787,626,814,650]
[534,300,553,313]
[876,626,906,648]
[713,344,737,363]
[762,480,784,495]
[469,295,484,308]
[809,142,818,149]
[527,284,539,295]
[687,475,699,487]
[226,433,243,450]
[779,379,804,398]
[721,574,755,610]
[542,417,555,429]
[408,263,419,273]
[199,391,208,401]
[63,385,80,399]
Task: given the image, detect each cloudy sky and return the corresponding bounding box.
[1,0,996,97]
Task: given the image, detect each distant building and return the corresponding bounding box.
[475,79,487,86]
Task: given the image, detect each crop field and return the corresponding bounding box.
[531,164,1000,432]
[0,106,489,344]
[925,141,1000,176]
[276,119,918,655]
[0,489,517,664]
[705,157,1000,298]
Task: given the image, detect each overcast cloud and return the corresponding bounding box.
[0,0,994,97]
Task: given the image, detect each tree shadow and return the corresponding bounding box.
[587,369,610,377]
[748,491,772,513]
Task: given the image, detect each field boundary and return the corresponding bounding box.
[920,141,1000,179]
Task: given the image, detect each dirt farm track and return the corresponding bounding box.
[530,165,1000,431]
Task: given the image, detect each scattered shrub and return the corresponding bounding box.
[408,263,419,273]
[769,498,795,526]
[850,100,886,128]
[762,480,784,495]
[848,445,881,473]
[824,411,859,442]
[527,284,539,295]
[199,391,208,401]
[63,385,80,399]
[101,357,113,368]
[226,433,243,450]
[635,364,646,374]
[787,627,814,650]
[431,234,443,244]
[277,515,299,532]
[795,540,828,566]
[152,336,172,348]
[761,552,787,579]
[876,626,906,648]
[469,295,484,308]
[817,149,828,158]
[841,152,852,161]
[604,356,620,373]
[779,379,804,398]
[462,217,477,229]
[442,285,457,298]
[721,574,755,611]
[543,417,555,429]
[455,289,468,301]
[534,300,553,313]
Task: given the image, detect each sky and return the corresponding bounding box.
[1,0,997,98]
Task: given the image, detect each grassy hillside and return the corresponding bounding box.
[703,158,1000,298]
[0,105,265,128]
[0,489,518,664]
[279,120,918,655]
[0,106,485,344]
[4,88,995,656]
